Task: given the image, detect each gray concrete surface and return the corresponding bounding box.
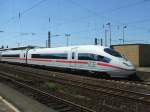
[0,96,17,112]
[136,67,150,81]
[0,83,57,112]
[136,67,150,72]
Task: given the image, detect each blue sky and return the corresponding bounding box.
[0,0,150,48]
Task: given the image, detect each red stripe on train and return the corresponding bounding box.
[2,57,128,71]
[97,62,128,71]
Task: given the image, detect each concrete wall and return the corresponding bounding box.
[112,44,150,67]
[112,45,140,66]
[139,45,150,67]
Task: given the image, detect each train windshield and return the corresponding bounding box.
[104,48,123,58]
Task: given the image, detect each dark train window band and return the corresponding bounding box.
[78,53,110,63]
[32,53,67,59]
[2,54,20,57]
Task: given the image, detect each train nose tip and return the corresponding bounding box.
[122,61,135,70]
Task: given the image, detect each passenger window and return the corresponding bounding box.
[78,53,95,60]
[32,53,67,59]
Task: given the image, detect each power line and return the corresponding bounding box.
[67,0,150,20]
[0,0,48,28]
[20,0,48,16]
[64,0,150,30]
[100,0,150,14]
[44,0,150,34]
[123,18,150,25]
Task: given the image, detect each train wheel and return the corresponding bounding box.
[95,72,110,79]
[127,73,141,81]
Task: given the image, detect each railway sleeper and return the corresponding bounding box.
[57,107,75,112]
[52,104,69,110]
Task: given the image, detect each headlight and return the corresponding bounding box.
[123,62,131,66]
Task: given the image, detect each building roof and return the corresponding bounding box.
[111,43,150,47]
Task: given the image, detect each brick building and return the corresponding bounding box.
[112,44,150,67]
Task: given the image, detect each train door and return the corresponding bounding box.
[70,48,77,68]
[0,51,2,61]
[25,48,31,64]
[87,54,96,70]
[20,50,26,63]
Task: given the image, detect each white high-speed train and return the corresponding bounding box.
[0,45,135,78]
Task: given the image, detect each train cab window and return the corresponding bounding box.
[104,48,122,58]
[97,55,104,61]
[72,52,75,59]
[96,55,111,63]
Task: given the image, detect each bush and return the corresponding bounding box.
[46,82,59,92]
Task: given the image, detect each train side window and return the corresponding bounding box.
[78,53,95,60]
[32,53,67,59]
[2,54,20,57]
[72,52,75,59]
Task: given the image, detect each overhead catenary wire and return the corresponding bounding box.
[0,0,48,28]
[100,0,150,14]
[46,0,150,30]
[1,0,150,33]
[61,0,150,31]
[123,18,150,25]
[67,0,150,21]
[1,0,150,47]
[67,0,150,38]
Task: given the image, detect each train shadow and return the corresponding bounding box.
[111,73,142,82]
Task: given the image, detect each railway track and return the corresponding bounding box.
[0,63,150,112]
[0,63,150,94]
[0,66,150,102]
[0,73,95,112]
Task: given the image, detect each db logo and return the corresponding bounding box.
[88,61,96,67]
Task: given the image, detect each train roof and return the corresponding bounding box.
[27,45,109,54]
[0,46,40,51]
[32,45,108,50]
[1,45,109,53]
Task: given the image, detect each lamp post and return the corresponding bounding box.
[106,22,111,46]
[119,38,123,44]
[65,34,71,46]
[123,26,127,44]
[47,34,61,47]
[0,31,4,49]
[105,29,108,46]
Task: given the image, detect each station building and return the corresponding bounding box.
[111,44,150,67]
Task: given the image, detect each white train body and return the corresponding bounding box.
[0,45,135,78]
